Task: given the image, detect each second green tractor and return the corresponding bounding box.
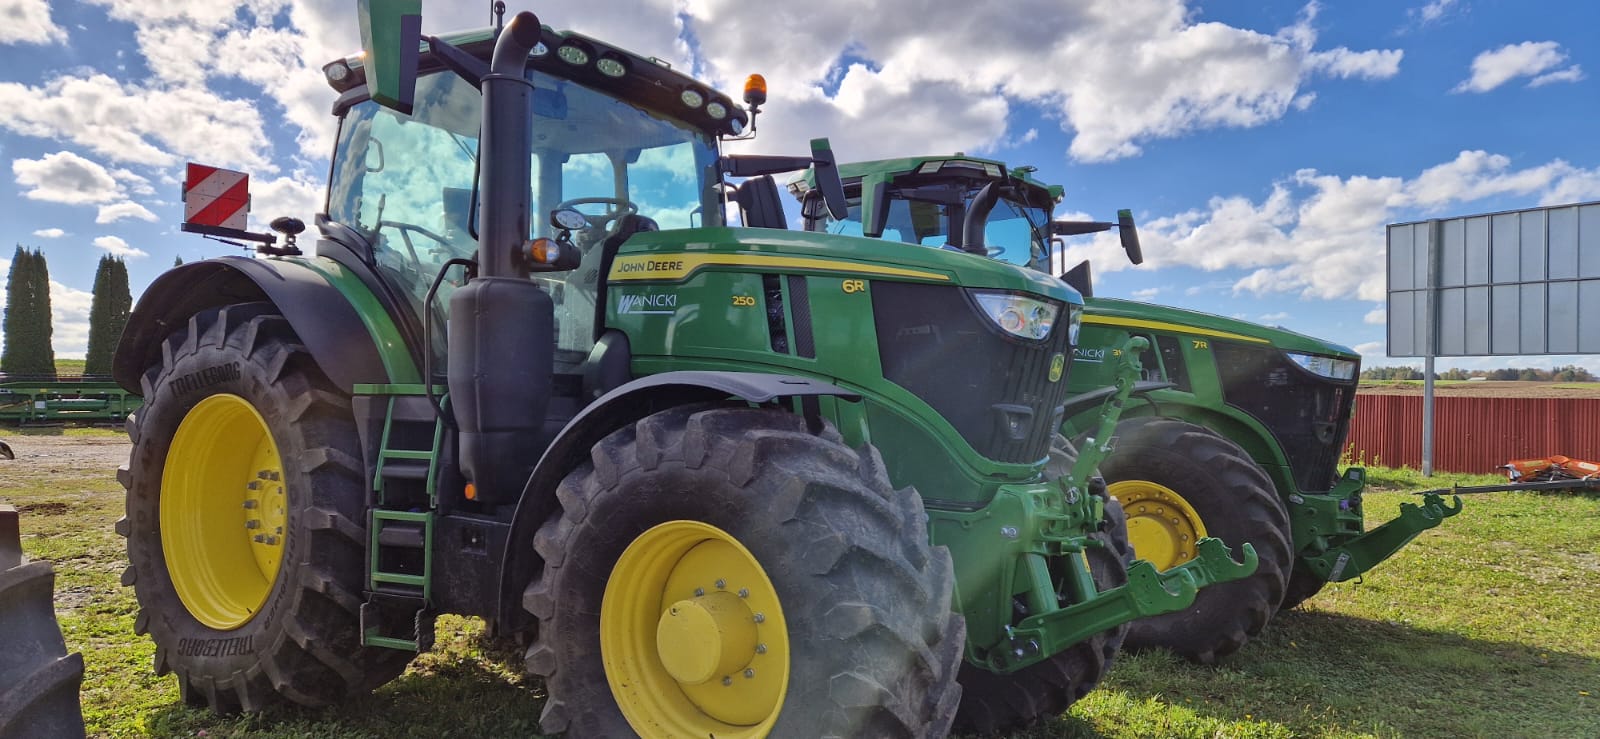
[792,153,1463,663]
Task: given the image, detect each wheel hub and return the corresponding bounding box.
[655,591,757,685]
[602,520,789,737]
[1108,479,1207,571]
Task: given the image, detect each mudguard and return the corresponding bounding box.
[493,371,861,630]
[112,257,415,394]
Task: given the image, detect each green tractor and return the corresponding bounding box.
[791,153,1462,663]
[110,4,1255,736]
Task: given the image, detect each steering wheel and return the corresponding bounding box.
[554,197,639,234]
[377,220,470,284]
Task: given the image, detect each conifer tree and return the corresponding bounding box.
[1,247,55,377]
[86,255,133,376]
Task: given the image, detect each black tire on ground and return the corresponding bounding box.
[952,437,1132,734]
[1277,560,1328,612]
[523,404,966,738]
[117,303,412,712]
[0,549,86,738]
[1096,416,1292,664]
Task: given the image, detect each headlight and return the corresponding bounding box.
[1287,352,1357,381]
[971,290,1059,341]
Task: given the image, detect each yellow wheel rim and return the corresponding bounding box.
[160,394,287,630]
[1108,480,1208,571]
[601,521,789,738]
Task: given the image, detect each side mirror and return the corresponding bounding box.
[358,0,422,114]
[1117,209,1144,265]
[808,138,849,221]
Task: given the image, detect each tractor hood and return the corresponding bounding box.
[1084,297,1357,358]
[614,227,1083,306]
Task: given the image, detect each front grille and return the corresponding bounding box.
[873,282,1073,464]
[1214,342,1358,492]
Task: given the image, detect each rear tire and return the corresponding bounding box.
[1277,561,1328,612]
[952,437,1132,734]
[523,404,965,738]
[0,555,85,739]
[1097,417,1291,664]
[118,303,411,712]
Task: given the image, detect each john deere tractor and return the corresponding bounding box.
[792,154,1461,663]
[110,4,1255,736]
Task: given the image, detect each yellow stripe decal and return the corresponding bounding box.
[1083,315,1270,344]
[608,252,950,283]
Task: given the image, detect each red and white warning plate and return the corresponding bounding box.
[183,163,250,231]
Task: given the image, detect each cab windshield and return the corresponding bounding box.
[326,66,721,363]
[824,178,1052,272]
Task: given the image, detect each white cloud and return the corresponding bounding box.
[1410,0,1459,25]
[96,202,159,224]
[1060,150,1600,303]
[0,74,274,171]
[1530,65,1585,88]
[1131,287,1164,300]
[0,0,66,45]
[1306,48,1403,80]
[32,228,65,238]
[49,279,94,358]
[248,171,323,232]
[689,0,1403,163]
[1352,340,1385,357]
[1259,312,1291,322]
[1454,41,1580,93]
[1364,306,1386,325]
[92,235,151,259]
[12,151,122,204]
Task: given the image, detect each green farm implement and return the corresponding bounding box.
[109,4,1254,737]
[0,375,141,425]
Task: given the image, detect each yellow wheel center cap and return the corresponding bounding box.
[655,592,757,685]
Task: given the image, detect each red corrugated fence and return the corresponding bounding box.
[1345,395,1600,473]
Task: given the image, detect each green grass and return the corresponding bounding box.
[5,439,1597,738]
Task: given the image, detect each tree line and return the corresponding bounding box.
[2,245,139,379]
[1362,365,1596,382]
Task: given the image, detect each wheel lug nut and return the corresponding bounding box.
[242,499,258,509]
[247,481,261,490]
[253,534,266,543]
[694,587,705,597]
[756,644,767,654]
[721,676,732,687]
[753,613,765,623]
[738,588,749,598]
[744,668,755,678]
[245,520,260,530]
[715,579,726,589]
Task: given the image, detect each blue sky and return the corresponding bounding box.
[1,0,1597,372]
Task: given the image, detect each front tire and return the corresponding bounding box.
[118,303,410,711]
[952,437,1132,734]
[523,405,965,738]
[1097,417,1292,664]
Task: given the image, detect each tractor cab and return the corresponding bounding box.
[323,32,727,371]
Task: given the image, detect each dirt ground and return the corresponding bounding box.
[1358,380,1600,398]
[0,433,131,473]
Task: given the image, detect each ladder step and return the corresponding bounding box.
[382,449,435,461]
[377,523,425,549]
[381,462,431,481]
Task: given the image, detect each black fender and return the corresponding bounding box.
[112,257,397,394]
[493,370,862,630]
